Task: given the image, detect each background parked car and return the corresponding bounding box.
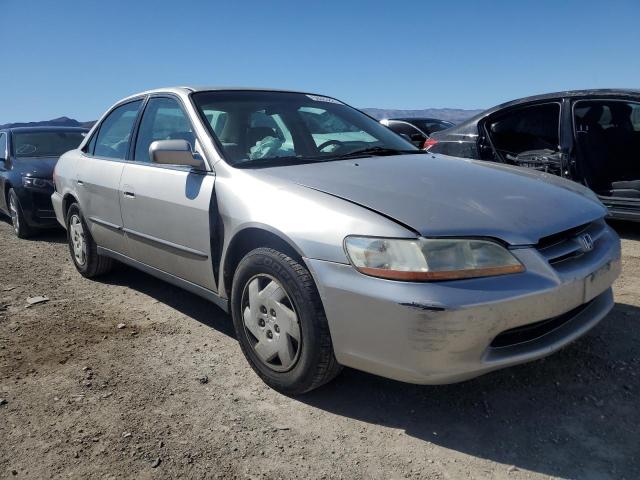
[426,89,640,222]
[0,126,88,237]
[380,118,454,148]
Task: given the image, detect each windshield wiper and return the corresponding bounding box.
[232,147,423,168]
[328,147,423,160]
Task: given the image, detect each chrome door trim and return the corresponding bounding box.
[97,246,228,312]
[122,227,209,259]
[88,216,123,231]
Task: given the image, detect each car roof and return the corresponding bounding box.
[119,86,330,101]
[1,126,89,133]
[389,118,453,123]
[457,88,640,128]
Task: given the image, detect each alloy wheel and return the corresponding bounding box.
[69,214,87,266]
[241,274,301,372]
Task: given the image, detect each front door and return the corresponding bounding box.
[76,100,143,254]
[119,96,217,291]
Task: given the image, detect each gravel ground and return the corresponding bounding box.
[0,218,638,480]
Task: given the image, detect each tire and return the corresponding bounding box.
[8,189,33,239]
[65,203,113,278]
[231,248,342,395]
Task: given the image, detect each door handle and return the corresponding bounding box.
[77,179,84,186]
[123,191,135,199]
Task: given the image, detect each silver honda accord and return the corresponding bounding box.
[52,87,621,394]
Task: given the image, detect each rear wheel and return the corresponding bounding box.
[231,247,342,395]
[65,203,113,277]
[8,189,33,239]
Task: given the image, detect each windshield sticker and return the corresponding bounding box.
[306,94,342,104]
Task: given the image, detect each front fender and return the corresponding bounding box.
[216,167,416,264]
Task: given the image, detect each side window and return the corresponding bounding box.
[488,103,560,158]
[575,100,640,133]
[387,122,423,137]
[93,100,142,159]
[134,97,194,163]
[0,133,6,159]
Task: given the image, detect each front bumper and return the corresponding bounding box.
[51,191,65,228]
[306,224,621,384]
[19,186,59,228]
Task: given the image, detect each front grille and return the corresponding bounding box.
[536,220,606,265]
[490,300,593,348]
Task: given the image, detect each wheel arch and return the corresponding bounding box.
[221,225,307,299]
[61,192,79,220]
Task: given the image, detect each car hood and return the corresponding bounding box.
[258,154,607,245]
[12,156,59,178]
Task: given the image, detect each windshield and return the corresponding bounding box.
[192,91,418,166]
[415,120,454,134]
[12,131,86,158]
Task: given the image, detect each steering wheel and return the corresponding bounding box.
[317,139,344,152]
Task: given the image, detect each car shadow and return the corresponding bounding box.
[99,263,235,338]
[298,302,639,479]
[30,222,638,477]
[0,215,67,243]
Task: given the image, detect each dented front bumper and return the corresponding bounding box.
[305,224,621,384]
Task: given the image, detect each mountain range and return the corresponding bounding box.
[0,107,484,131]
[0,116,95,130]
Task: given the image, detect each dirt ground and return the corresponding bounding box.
[0,218,638,480]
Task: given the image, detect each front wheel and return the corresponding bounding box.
[231,248,342,394]
[65,203,113,278]
[8,189,33,239]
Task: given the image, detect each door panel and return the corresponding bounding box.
[77,99,143,254]
[76,156,126,253]
[120,163,216,290]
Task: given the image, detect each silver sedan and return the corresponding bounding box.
[52,87,621,394]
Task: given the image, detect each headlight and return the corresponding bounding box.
[22,176,53,189]
[344,236,524,281]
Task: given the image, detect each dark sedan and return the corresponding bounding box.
[427,89,640,222]
[380,118,454,148]
[0,126,88,237]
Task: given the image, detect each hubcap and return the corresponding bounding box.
[9,195,19,233]
[69,214,87,266]
[241,275,301,372]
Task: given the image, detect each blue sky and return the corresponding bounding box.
[1,0,638,124]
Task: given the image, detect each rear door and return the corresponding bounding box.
[76,99,143,254]
[119,95,217,291]
[571,98,640,215]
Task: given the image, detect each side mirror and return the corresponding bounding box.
[149,140,204,168]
